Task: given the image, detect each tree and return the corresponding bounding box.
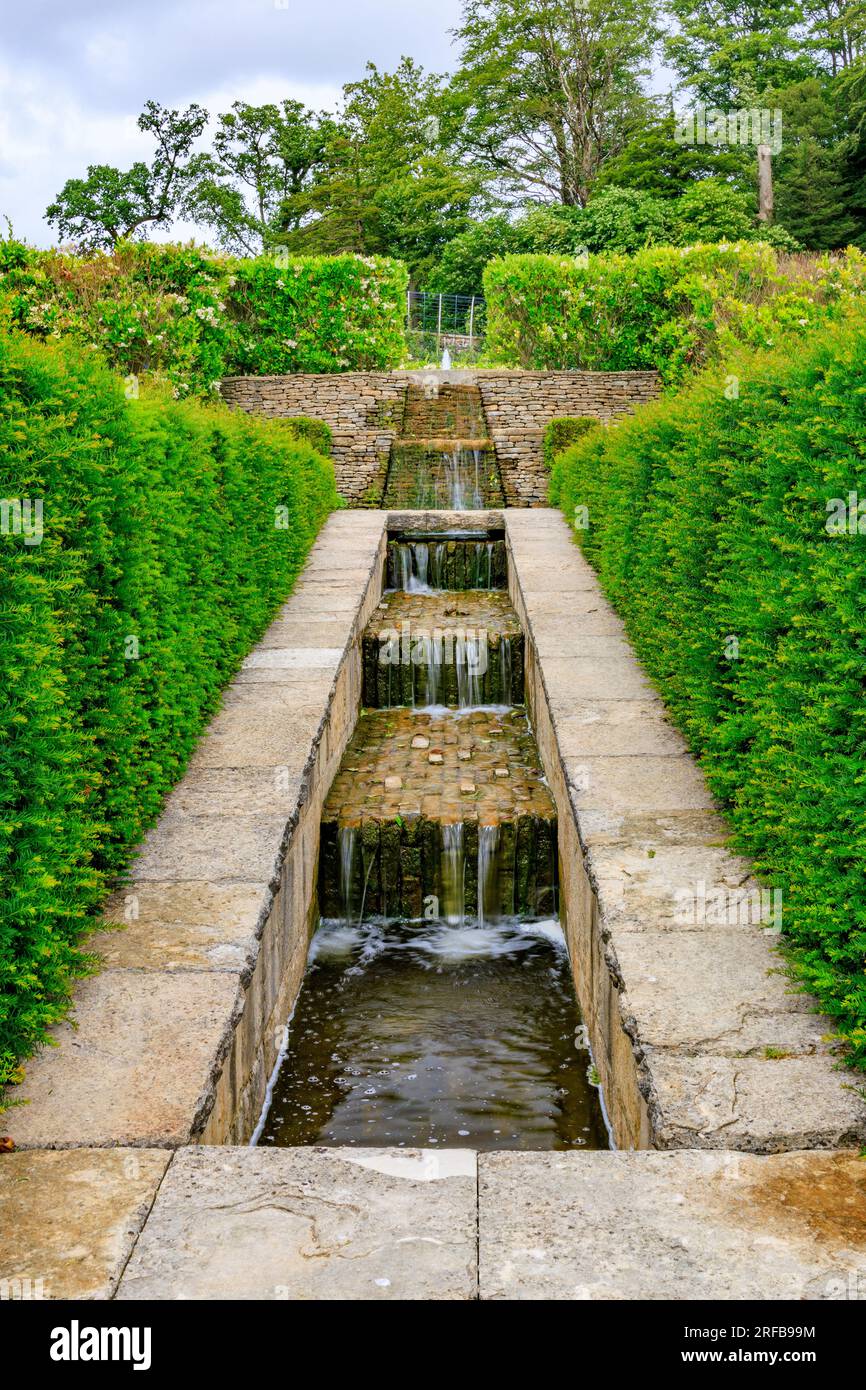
[580,184,672,248]
[805,0,866,75]
[593,105,749,196]
[183,100,329,255]
[450,0,662,206]
[46,101,207,251]
[670,177,757,240]
[770,78,862,244]
[279,59,484,282]
[428,215,525,291]
[664,0,816,108]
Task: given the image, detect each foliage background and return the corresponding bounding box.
[483,242,866,382]
[0,240,407,397]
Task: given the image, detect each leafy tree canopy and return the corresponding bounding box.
[46,101,207,251]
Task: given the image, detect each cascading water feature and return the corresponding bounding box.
[381,382,506,508]
[477,824,501,927]
[387,535,507,592]
[440,822,466,926]
[338,824,356,924]
[257,526,609,1152]
[454,631,484,709]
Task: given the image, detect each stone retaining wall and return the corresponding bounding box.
[478,370,660,505]
[219,369,660,507]
[219,373,407,505]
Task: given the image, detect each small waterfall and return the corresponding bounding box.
[398,544,412,592]
[472,541,483,588]
[413,542,429,591]
[444,449,464,510]
[432,542,445,589]
[441,823,465,925]
[425,636,444,711]
[472,448,483,510]
[435,447,486,511]
[499,636,512,705]
[455,631,484,708]
[486,541,493,589]
[478,825,501,926]
[338,825,356,923]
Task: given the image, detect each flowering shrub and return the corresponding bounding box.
[483,243,866,384]
[0,240,408,397]
[226,255,407,374]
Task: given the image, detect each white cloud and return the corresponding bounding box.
[0,0,463,246]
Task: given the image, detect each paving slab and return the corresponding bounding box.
[479,1150,866,1300]
[0,1148,170,1300]
[5,971,241,1149]
[131,813,289,883]
[158,767,303,819]
[116,1147,477,1301]
[649,1055,866,1152]
[615,929,827,1056]
[186,706,328,770]
[90,880,268,972]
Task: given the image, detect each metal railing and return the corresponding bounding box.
[406,291,485,346]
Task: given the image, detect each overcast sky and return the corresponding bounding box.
[0,0,465,245]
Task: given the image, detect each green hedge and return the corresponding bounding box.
[0,240,408,397]
[282,416,332,455]
[0,327,338,1091]
[226,254,407,375]
[542,417,600,472]
[483,244,866,384]
[550,307,866,1067]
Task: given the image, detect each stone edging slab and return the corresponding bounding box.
[3,1146,864,1300]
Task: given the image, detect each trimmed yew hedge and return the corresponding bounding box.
[549,308,866,1066]
[542,417,599,472]
[0,327,337,1090]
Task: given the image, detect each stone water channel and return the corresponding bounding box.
[258,529,609,1151]
[381,383,505,509]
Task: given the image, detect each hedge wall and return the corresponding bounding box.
[483,244,866,384]
[0,240,408,397]
[226,255,407,376]
[549,307,866,1066]
[0,327,338,1091]
[542,417,599,472]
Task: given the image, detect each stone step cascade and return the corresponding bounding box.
[386,533,508,591]
[317,536,556,923]
[382,384,506,510]
[362,591,525,708]
[318,707,557,920]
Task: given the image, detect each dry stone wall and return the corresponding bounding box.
[219,372,408,505]
[476,370,660,505]
[219,368,660,507]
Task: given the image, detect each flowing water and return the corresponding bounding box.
[387,537,506,592]
[257,916,608,1151]
[256,525,609,1152]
